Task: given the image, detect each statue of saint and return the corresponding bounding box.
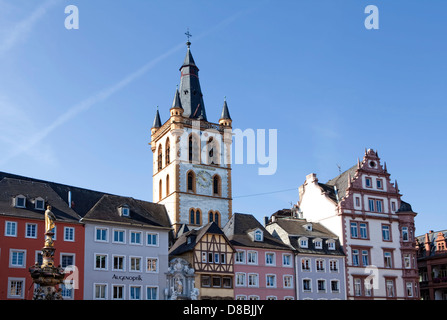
[45,205,56,234]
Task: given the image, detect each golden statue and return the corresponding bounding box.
[44,205,56,247]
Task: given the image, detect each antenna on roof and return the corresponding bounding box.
[336,164,341,175]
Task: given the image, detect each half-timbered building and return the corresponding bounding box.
[169,222,235,299]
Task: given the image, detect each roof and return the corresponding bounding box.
[169,222,233,256]
[324,164,358,202]
[152,109,162,128]
[82,194,171,229]
[0,177,81,223]
[269,217,344,256]
[220,99,231,120]
[223,213,291,250]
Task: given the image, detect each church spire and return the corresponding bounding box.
[152,108,162,128]
[178,35,207,121]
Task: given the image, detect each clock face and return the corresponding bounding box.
[196,170,211,188]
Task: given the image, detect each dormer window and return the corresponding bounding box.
[119,205,130,217]
[14,195,26,208]
[304,223,312,232]
[327,239,336,250]
[35,198,45,211]
[299,237,308,248]
[254,229,263,242]
[313,238,322,249]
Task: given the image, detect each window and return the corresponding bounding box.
[189,208,201,225]
[10,250,26,268]
[147,233,158,246]
[5,221,17,237]
[329,260,339,272]
[365,177,372,188]
[15,195,26,208]
[248,274,258,287]
[355,197,360,207]
[188,134,199,163]
[369,198,384,212]
[362,250,369,266]
[8,278,25,299]
[166,175,170,196]
[359,223,368,239]
[61,282,73,299]
[213,175,221,196]
[331,280,339,293]
[391,201,396,212]
[147,287,158,300]
[302,258,311,271]
[236,273,246,287]
[165,138,170,165]
[352,249,359,266]
[283,254,292,266]
[284,275,293,288]
[249,295,260,300]
[201,275,211,287]
[212,276,221,288]
[157,145,163,171]
[382,225,391,241]
[376,200,383,213]
[61,254,74,268]
[35,198,45,210]
[314,239,322,249]
[317,280,326,292]
[208,211,220,227]
[384,251,393,268]
[350,222,358,238]
[386,279,395,298]
[130,257,142,272]
[265,253,275,265]
[130,231,142,245]
[113,230,125,243]
[368,199,374,212]
[352,248,370,267]
[354,278,362,296]
[159,179,162,201]
[235,250,245,264]
[95,227,108,242]
[113,285,124,300]
[300,238,308,248]
[95,254,107,270]
[130,286,142,300]
[266,275,276,288]
[146,258,158,273]
[406,282,413,298]
[316,259,325,272]
[254,230,263,242]
[327,241,336,250]
[121,206,129,217]
[187,171,196,193]
[221,253,226,264]
[402,227,409,241]
[113,255,125,271]
[303,279,311,292]
[247,251,258,265]
[403,254,411,269]
[64,227,75,241]
[376,179,383,189]
[94,284,107,300]
[25,223,37,239]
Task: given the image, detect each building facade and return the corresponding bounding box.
[0,177,84,300]
[416,230,447,300]
[297,149,419,299]
[169,222,235,300]
[81,194,171,300]
[223,213,296,300]
[266,211,346,300]
[150,41,233,234]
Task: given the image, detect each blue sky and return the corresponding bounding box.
[0,0,446,234]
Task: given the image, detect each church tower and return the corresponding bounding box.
[150,39,233,233]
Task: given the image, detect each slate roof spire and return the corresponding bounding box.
[220,97,231,120]
[152,107,162,128]
[178,39,207,121]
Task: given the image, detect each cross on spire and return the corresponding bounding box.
[185,28,192,47]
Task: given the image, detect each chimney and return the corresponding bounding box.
[264,216,269,227]
[68,191,72,208]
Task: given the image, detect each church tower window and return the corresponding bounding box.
[158,145,163,171]
[187,171,196,193]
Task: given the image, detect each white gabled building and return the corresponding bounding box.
[297,149,419,300]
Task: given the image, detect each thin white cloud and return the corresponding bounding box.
[0,0,59,55]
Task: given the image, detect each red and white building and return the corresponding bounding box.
[297,149,419,299]
[0,177,85,300]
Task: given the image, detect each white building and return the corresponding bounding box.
[297,149,418,300]
[81,194,171,300]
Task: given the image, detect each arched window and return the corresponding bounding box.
[213,175,221,196]
[158,144,163,171]
[166,174,170,196]
[187,170,196,193]
[189,208,201,225]
[165,138,170,165]
[188,134,200,163]
[159,179,162,201]
[208,211,220,227]
[207,137,220,165]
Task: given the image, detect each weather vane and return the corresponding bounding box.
[185,28,192,46]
